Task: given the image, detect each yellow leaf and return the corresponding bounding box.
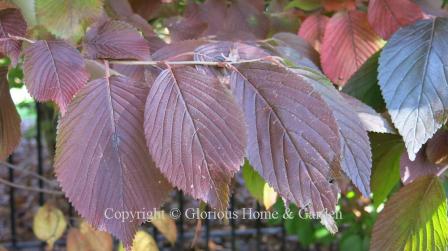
[118,230,159,251]
[78,221,113,251]
[150,211,177,245]
[32,203,67,249]
[262,183,278,210]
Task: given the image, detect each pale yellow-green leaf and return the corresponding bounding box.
[11,0,37,25]
[118,230,159,251]
[242,161,278,209]
[32,203,67,249]
[35,0,103,38]
[150,211,177,245]
[371,176,448,251]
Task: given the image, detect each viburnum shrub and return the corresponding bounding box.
[1,0,448,249]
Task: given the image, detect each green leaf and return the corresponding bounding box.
[371,176,448,251]
[35,0,103,39]
[11,0,37,26]
[242,160,277,210]
[343,51,385,112]
[286,0,321,11]
[340,235,363,251]
[370,133,404,207]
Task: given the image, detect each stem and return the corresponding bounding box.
[0,161,59,187]
[8,34,35,44]
[437,165,448,177]
[0,177,64,195]
[109,57,275,66]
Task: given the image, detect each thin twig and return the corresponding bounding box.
[109,57,272,66]
[8,34,35,44]
[0,177,64,195]
[437,165,448,177]
[0,161,59,187]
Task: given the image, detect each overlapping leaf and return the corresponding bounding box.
[0,68,21,160]
[230,62,340,214]
[368,0,423,40]
[268,33,320,68]
[0,8,27,66]
[370,133,403,207]
[342,51,386,112]
[152,40,208,62]
[321,10,382,85]
[371,176,448,251]
[35,0,103,38]
[298,14,329,52]
[342,94,395,134]
[84,20,150,60]
[400,150,441,185]
[23,40,89,113]
[322,0,356,11]
[294,67,372,197]
[55,76,170,246]
[242,161,278,210]
[144,67,246,210]
[378,17,448,160]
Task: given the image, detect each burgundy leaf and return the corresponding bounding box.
[230,62,340,214]
[294,67,372,197]
[144,67,246,209]
[400,150,441,185]
[0,68,21,160]
[322,0,356,11]
[55,76,170,246]
[298,14,329,52]
[425,130,448,165]
[84,20,150,60]
[368,0,424,40]
[321,10,382,85]
[23,40,89,113]
[0,8,27,66]
[152,40,208,62]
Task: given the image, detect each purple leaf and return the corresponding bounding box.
[400,150,441,185]
[144,67,246,210]
[55,76,171,246]
[230,62,340,214]
[0,8,27,66]
[84,20,150,60]
[293,67,372,197]
[0,67,21,160]
[23,40,89,114]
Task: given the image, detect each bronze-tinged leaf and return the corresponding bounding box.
[67,223,114,251]
[294,67,372,197]
[322,0,356,11]
[401,150,441,185]
[144,67,246,210]
[321,10,382,86]
[298,14,329,52]
[23,40,89,113]
[84,20,150,60]
[0,68,20,160]
[149,211,177,245]
[368,0,424,40]
[426,130,448,165]
[230,62,340,214]
[378,17,448,161]
[0,8,27,66]
[55,76,170,246]
[371,176,448,251]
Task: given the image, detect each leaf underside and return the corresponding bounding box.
[378,18,448,160]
